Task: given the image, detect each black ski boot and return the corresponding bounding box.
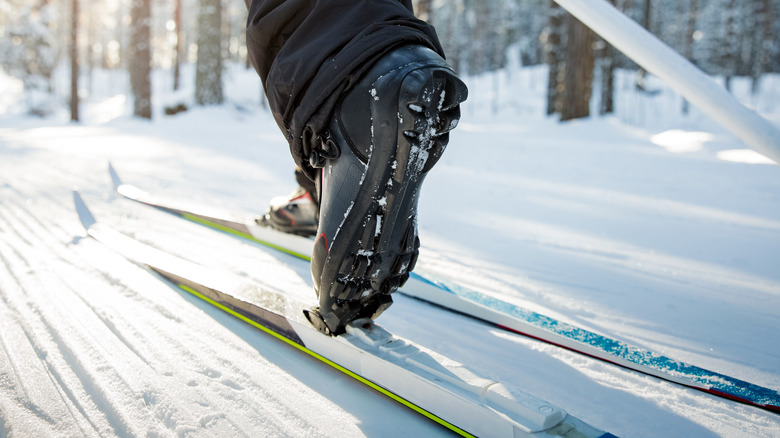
[303,45,468,335]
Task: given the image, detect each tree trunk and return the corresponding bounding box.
[129,0,152,119]
[751,0,773,94]
[636,0,653,91]
[545,1,564,116]
[471,0,491,75]
[173,0,182,90]
[42,0,55,94]
[599,0,617,115]
[70,0,79,122]
[641,0,652,32]
[599,47,615,116]
[437,0,461,74]
[195,0,223,105]
[722,0,738,92]
[560,14,594,121]
[682,0,697,114]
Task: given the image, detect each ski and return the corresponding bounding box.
[108,163,780,415]
[73,190,614,438]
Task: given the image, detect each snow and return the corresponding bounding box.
[1,63,780,438]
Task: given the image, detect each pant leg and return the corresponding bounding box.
[294,166,317,204]
[244,0,444,181]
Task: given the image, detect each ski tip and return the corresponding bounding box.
[73,190,97,230]
[108,162,122,189]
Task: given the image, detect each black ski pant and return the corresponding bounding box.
[243,0,445,182]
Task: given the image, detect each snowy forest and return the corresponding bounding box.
[1,0,778,122]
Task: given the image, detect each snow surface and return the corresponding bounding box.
[1,64,779,437]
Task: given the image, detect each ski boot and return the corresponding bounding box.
[303,45,468,335]
[256,185,319,237]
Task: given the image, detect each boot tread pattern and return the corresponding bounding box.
[312,54,467,335]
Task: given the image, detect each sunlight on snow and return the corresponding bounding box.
[649,129,714,153]
[651,128,777,164]
[84,94,128,124]
[717,149,776,165]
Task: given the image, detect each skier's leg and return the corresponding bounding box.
[243,0,467,335]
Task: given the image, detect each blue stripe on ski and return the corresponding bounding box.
[413,272,780,412]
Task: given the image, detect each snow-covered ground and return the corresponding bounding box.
[1,64,779,437]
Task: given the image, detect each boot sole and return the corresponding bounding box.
[312,63,467,334]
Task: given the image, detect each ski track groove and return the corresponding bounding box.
[1,187,204,436]
[0,292,58,430]
[78,259,325,438]
[124,303,333,438]
[0,407,9,438]
[0,233,135,437]
[19,324,108,438]
[0,185,183,436]
[1,178,348,437]
[76,196,362,435]
[95,215,358,436]
[0,245,109,437]
[66,241,326,436]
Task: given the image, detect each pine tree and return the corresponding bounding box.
[70,0,80,121]
[195,0,223,105]
[513,0,547,67]
[722,0,739,91]
[545,0,564,116]
[129,0,152,119]
[635,0,654,91]
[751,0,774,93]
[173,0,183,91]
[682,0,698,114]
[560,13,594,121]
[0,0,57,116]
[599,0,618,115]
